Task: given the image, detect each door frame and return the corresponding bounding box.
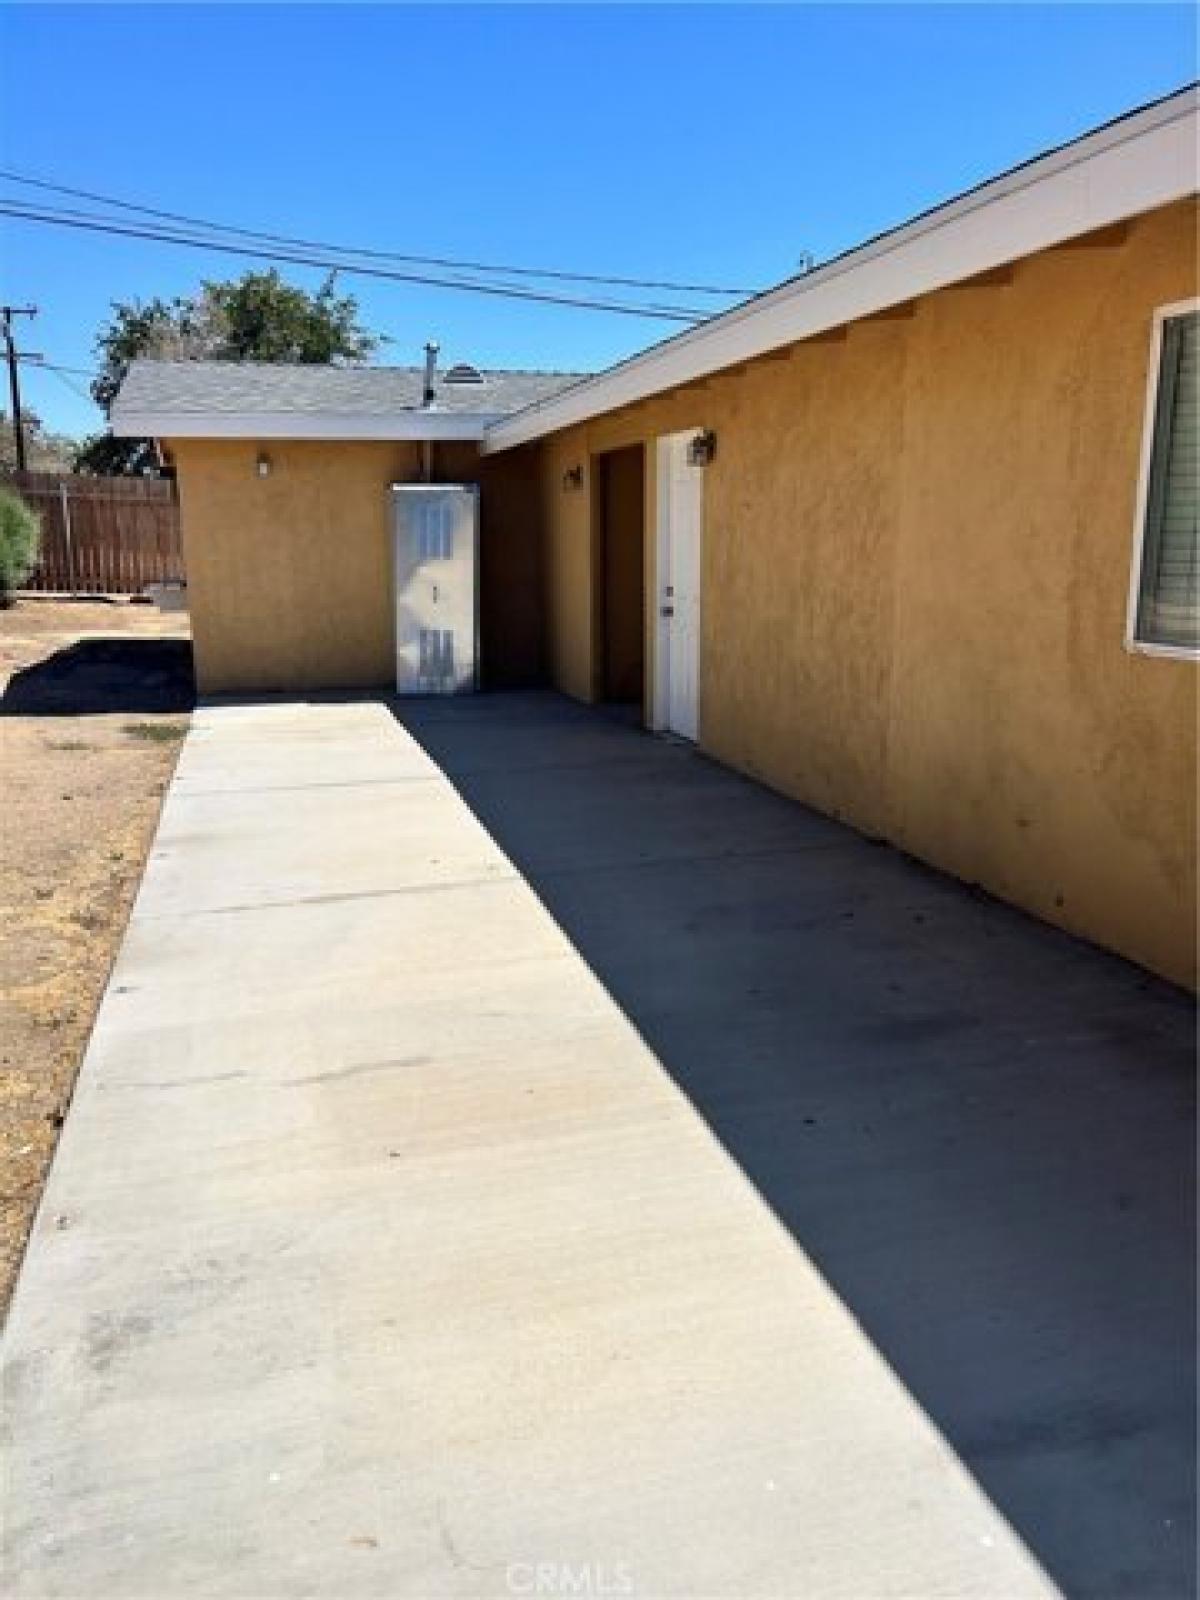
[651,429,704,735]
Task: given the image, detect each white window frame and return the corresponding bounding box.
[1125,297,1200,661]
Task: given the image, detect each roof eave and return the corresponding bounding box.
[109,410,504,442]
[481,85,1199,455]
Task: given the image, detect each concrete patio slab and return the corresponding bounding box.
[3,692,1194,1599]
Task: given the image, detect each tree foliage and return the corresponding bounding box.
[0,411,79,473]
[204,273,379,365]
[80,270,382,475]
[73,432,161,477]
[0,486,40,603]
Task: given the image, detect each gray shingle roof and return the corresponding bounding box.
[112,359,588,422]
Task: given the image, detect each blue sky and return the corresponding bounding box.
[1,4,1195,438]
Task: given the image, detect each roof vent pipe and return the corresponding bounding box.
[423,341,439,407]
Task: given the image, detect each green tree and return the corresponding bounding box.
[0,410,79,473]
[73,431,161,477]
[79,271,382,475]
[204,273,379,365]
[0,486,40,604]
[88,294,206,418]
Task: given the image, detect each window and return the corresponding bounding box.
[1129,303,1199,655]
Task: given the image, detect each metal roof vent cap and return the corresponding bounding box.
[443,362,484,385]
[422,341,439,407]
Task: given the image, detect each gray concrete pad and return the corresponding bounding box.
[3,693,1193,1600]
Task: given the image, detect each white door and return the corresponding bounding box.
[656,433,703,739]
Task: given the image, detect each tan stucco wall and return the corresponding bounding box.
[171,438,544,695]
[520,200,1199,986]
[598,444,646,702]
[476,443,546,688]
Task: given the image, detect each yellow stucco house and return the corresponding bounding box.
[112,87,1199,988]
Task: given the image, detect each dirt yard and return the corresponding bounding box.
[0,598,193,1314]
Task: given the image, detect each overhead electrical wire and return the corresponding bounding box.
[0,200,716,322]
[3,199,705,317]
[0,168,756,299]
[35,362,94,405]
[17,356,97,379]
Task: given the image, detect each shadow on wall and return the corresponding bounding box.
[0,638,196,718]
[391,689,1196,1600]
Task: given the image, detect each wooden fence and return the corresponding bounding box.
[4,471,183,595]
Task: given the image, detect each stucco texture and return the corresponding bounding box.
[521,201,1198,986]
[597,444,646,702]
[171,438,543,695]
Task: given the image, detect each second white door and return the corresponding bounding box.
[656,432,703,740]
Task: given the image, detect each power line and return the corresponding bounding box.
[36,362,94,406]
[18,355,97,379]
[0,201,713,323]
[0,167,757,299]
[5,199,703,318]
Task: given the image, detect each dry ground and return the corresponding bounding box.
[0,597,193,1313]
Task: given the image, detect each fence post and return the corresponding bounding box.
[58,479,77,597]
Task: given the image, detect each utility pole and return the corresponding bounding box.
[2,305,37,472]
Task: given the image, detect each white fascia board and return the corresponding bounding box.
[482,89,1199,455]
[110,410,500,441]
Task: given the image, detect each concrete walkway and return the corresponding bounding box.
[3,693,1193,1599]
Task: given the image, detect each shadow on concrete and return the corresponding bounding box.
[1,637,195,717]
[392,689,1196,1600]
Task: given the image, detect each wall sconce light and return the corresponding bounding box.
[562,464,584,492]
[687,430,716,468]
[255,451,272,479]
